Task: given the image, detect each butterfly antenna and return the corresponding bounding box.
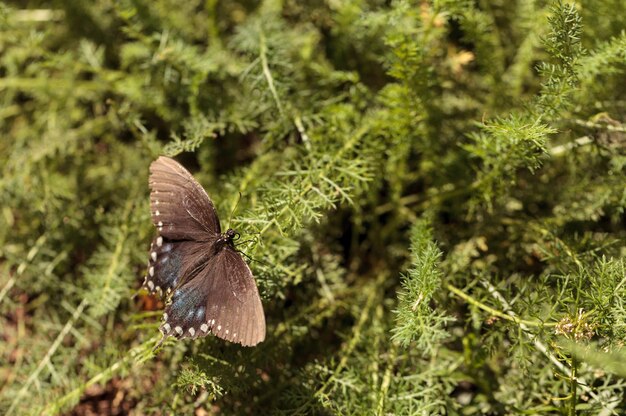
[235,236,258,247]
[227,192,243,229]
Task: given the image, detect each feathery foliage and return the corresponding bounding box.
[392,218,451,353]
[1,0,625,414]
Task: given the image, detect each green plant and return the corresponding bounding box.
[1,0,625,414]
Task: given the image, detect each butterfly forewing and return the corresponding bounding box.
[149,156,220,240]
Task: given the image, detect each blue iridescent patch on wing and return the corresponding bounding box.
[158,244,181,289]
[163,284,208,338]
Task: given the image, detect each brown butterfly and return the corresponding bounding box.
[143,156,265,347]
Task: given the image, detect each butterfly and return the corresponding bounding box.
[143,156,265,347]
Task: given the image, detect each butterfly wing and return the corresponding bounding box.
[149,156,220,240]
[142,236,211,298]
[159,247,266,347]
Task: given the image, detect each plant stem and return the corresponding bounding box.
[446,283,556,327]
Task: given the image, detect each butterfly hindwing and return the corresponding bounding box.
[159,247,266,346]
[208,248,266,346]
[159,272,210,340]
[143,236,212,298]
[149,156,220,240]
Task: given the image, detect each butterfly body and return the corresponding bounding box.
[143,157,265,347]
[214,228,238,252]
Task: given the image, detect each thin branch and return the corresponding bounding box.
[7,299,89,416]
[0,276,15,305]
[294,115,311,151]
[550,136,593,156]
[41,336,160,415]
[314,275,384,405]
[481,280,621,415]
[446,283,557,328]
[14,9,65,22]
[1,235,47,305]
[376,321,398,416]
[259,31,285,118]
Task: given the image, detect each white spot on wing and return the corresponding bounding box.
[163,323,171,332]
[149,266,154,276]
[155,210,160,216]
[225,329,229,335]
[157,236,163,247]
[163,313,168,321]
[200,323,208,332]
[175,326,183,335]
[157,221,163,227]
[189,327,195,336]
[151,252,157,261]
[217,325,221,331]
[147,280,154,290]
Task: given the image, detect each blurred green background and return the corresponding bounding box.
[1,0,626,414]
